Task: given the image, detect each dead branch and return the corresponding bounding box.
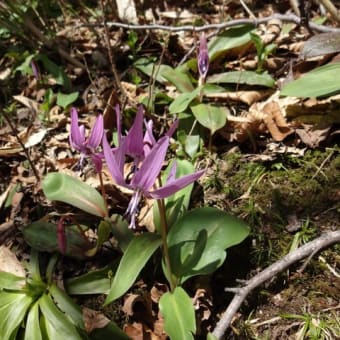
[212,230,340,339]
[82,13,340,33]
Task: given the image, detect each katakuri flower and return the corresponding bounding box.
[198,33,209,81]
[69,107,104,172]
[103,134,204,228]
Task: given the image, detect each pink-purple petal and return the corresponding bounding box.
[88,114,104,149]
[131,136,169,191]
[149,169,204,199]
[125,106,144,158]
[70,107,85,147]
[102,134,126,186]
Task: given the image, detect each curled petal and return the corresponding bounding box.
[102,134,126,186]
[131,136,169,191]
[150,169,204,199]
[88,114,104,149]
[70,107,85,148]
[125,105,144,159]
[143,120,156,157]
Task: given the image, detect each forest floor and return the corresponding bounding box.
[0,0,339,339]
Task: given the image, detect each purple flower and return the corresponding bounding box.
[103,134,204,228]
[69,107,104,172]
[115,104,178,161]
[198,33,209,80]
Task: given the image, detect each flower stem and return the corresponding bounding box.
[98,170,108,215]
[157,198,176,292]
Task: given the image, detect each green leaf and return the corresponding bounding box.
[56,91,79,109]
[134,58,169,83]
[42,172,108,217]
[207,70,275,87]
[167,207,250,284]
[169,88,200,114]
[0,271,25,290]
[209,25,254,61]
[105,233,162,304]
[22,221,92,259]
[39,294,82,339]
[191,103,229,135]
[161,66,195,93]
[49,284,84,329]
[39,54,71,89]
[159,287,196,340]
[0,291,33,339]
[154,159,198,230]
[24,301,42,340]
[280,63,340,98]
[65,264,117,295]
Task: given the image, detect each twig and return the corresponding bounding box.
[317,0,340,23]
[99,0,126,99]
[79,13,340,33]
[212,230,340,339]
[2,113,40,181]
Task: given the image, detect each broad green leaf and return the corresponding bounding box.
[56,91,79,109]
[49,284,84,329]
[22,221,92,259]
[42,172,108,217]
[0,271,25,290]
[159,287,196,340]
[153,159,198,230]
[167,207,250,284]
[191,103,229,135]
[105,233,162,303]
[65,264,117,295]
[207,70,275,87]
[134,58,170,83]
[24,301,42,340]
[161,66,195,93]
[208,25,254,61]
[0,291,33,339]
[281,63,340,98]
[39,54,71,89]
[39,294,82,339]
[169,88,200,114]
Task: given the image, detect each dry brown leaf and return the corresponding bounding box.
[150,283,169,304]
[206,89,273,105]
[13,95,40,116]
[295,124,332,148]
[82,307,111,334]
[0,246,26,278]
[262,102,292,141]
[124,322,144,340]
[122,292,154,327]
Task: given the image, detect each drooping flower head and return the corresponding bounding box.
[102,109,203,228]
[198,32,209,81]
[69,107,104,172]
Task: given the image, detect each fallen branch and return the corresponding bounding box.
[82,13,340,33]
[212,230,340,339]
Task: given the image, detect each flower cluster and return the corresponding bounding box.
[70,106,204,228]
